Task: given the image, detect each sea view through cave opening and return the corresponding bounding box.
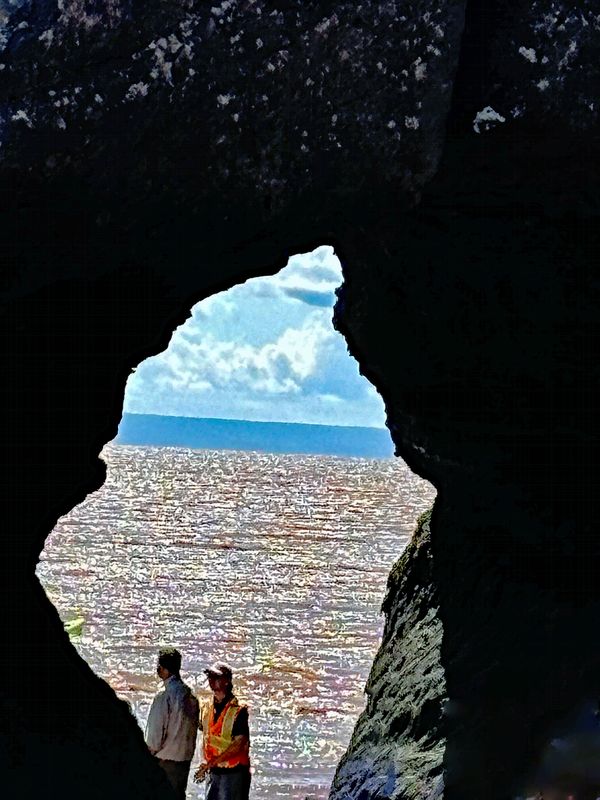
[36,246,436,799]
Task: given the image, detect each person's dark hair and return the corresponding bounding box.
[158,647,182,677]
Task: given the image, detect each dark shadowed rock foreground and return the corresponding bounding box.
[1,1,599,798]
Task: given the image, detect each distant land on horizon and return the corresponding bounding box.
[115,413,395,459]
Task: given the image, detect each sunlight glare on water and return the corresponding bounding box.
[37,444,436,799]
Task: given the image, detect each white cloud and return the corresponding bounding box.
[123,246,388,428]
[191,292,236,319]
[247,246,342,307]
[145,311,334,397]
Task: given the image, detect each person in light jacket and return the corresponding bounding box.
[145,647,200,799]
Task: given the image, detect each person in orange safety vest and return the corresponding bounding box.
[193,663,251,800]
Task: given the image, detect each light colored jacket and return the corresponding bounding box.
[145,676,199,761]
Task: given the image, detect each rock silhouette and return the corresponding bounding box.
[1,1,599,799]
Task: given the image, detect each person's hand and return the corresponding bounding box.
[193,763,209,783]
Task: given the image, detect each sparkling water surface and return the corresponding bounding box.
[37,444,435,799]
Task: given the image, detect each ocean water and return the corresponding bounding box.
[37,444,436,799]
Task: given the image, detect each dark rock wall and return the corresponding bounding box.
[1,1,599,798]
[331,511,446,800]
[328,4,600,796]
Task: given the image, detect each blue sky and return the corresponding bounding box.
[123,246,387,428]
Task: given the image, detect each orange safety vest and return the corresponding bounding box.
[201,696,250,769]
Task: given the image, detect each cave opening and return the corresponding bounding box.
[36,245,436,800]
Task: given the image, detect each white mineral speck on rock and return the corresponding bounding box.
[11,110,32,127]
[217,93,233,106]
[125,82,149,100]
[38,29,54,46]
[473,106,506,133]
[559,39,578,69]
[256,37,263,49]
[232,113,239,122]
[94,94,103,104]
[168,35,183,53]
[518,46,537,63]
[404,116,420,129]
[387,120,397,129]
[413,59,427,80]
[316,16,337,35]
[536,79,550,91]
[267,62,275,72]
[56,117,66,130]
[211,0,235,17]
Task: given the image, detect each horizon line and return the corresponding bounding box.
[121,410,389,432]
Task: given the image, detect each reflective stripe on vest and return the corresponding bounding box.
[202,697,250,768]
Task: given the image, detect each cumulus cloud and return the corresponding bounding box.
[244,282,279,300]
[150,311,334,396]
[123,246,387,428]
[247,245,342,307]
[190,292,236,320]
[312,246,331,264]
[301,263,342,283]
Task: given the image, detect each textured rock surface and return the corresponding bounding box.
[331,511,446,800]
[0,0,465,297]
[1,1,600,799]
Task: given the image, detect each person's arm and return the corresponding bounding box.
[145,692,168,755]
[193,706,207,781]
